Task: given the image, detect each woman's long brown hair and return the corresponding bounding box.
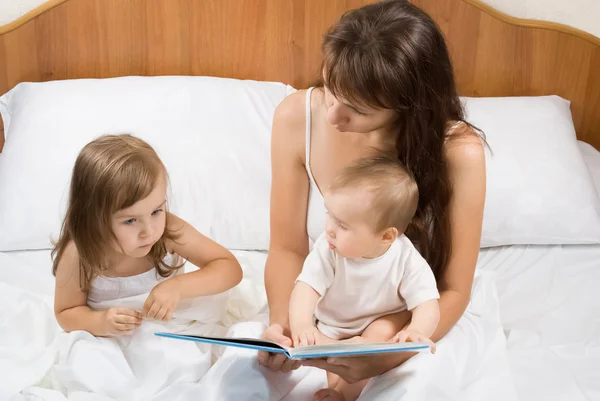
[319,0,484,279]
[51,134,182,291]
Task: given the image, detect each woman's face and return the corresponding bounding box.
[323,86,397,134]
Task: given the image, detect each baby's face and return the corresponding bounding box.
[323,188,386,259]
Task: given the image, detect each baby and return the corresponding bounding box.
[289,155,440,401]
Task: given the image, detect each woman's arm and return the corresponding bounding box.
[264,91,312,329]
[257,91,313,373]
[303,135,486,382]
[430,136,486,341]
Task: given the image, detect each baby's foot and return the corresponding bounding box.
[314,388,345,401]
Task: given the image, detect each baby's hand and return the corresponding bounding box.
[292,325,324,348]
[142,279,182,321]
[102,307,142,336]
[392,330,437,354]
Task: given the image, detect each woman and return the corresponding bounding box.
[257,0,495,399]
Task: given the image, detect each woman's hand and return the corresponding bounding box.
[301,346,413,384]
[142,279,182,321]
[257,324,302,373]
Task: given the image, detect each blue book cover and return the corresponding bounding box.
[155,332,432,360]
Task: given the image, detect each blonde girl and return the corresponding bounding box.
[52,134,242,337]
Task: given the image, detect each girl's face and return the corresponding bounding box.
[111,179,167,258]
[323,86,397,134]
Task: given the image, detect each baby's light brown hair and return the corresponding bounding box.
[328,154,419,234]
[51,134,182,291]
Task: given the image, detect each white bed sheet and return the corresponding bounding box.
[1,244,599,400]
[478,244,600,401]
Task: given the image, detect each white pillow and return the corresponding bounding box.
[462,95,600,247]
[0,76,295,252]
[579,140,600,194]
[1,80,599,252]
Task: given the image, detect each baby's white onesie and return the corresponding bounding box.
[296,232,440,340]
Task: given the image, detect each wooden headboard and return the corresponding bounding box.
[1,0,599,151]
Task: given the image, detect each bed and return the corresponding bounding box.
[2,202,600,401]
[0,0,599,400]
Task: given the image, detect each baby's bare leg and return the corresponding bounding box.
[363,310,412,341]
[312,360,349,400]
[327,371,341,389]
[314,372,360,401]
[329,312,412,400]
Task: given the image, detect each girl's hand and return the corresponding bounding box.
[392,330,436,353]
[142,279,182,321]
[257,324,302,373]
[102,307,143,336]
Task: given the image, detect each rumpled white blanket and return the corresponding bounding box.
[160,271,518,401]
[2,255,518,401]
[1,283,229,401]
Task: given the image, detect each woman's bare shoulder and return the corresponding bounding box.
[274,89,308,129]
[445,122,485,170]
[272,89,310,160]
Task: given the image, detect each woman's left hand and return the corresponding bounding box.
[142,279,182,321]
[302,354,397,384]
[301,337,412,384]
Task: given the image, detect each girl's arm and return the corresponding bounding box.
[165,213,243,298]
[54,242,142,336]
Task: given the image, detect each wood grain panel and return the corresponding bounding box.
[0,0,599,151]
[412,0,600,149]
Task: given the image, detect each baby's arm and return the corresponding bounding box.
[392,300,439,351]
[393,301,439,353]
[395,249,441,350]
[54,242,142,336]
[404,299,440,339]
[289,235,336,347]
[289,281,323,346]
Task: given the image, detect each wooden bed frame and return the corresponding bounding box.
[1,0,599,152]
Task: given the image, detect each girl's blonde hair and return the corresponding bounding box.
[51,134,182,291]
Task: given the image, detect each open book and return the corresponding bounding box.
[154,332,432,360]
